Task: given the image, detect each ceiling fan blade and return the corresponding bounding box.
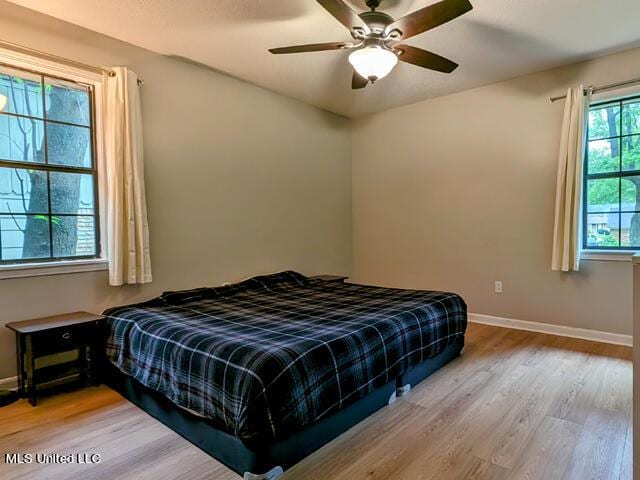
[352,72,369,89]
[269,42,354,54]
[316,0,370,34]
[384,0,473,41]
[395,45,458,73]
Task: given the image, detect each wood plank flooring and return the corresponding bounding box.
[0,324,631,480]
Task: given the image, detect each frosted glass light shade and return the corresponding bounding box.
[0,94,6,112]
[349,47,398,82]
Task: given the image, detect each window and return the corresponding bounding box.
[584,95,640,250]
[0,63,100,264]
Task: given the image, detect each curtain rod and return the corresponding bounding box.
[549,76,640,102]
[0,38,144,85]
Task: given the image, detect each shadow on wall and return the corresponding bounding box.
[165,54,349,129]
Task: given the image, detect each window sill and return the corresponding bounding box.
[581,250,636,262]
[0,258,108,280]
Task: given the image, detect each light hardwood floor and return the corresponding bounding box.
[0,324,631,480]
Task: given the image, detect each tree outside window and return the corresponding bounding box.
[584,97,640,249]
[0,65,99,263]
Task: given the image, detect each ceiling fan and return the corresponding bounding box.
[269,0,473,89]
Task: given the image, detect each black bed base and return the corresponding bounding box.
[106,336,464,478]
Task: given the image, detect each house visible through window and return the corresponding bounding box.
[0,64,99,264]
[584,95,640,249]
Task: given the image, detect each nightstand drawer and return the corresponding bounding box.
[31,323,96,356]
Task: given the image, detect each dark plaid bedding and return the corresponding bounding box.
[104,271,466,442]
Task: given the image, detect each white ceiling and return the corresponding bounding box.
[7,0,640,117]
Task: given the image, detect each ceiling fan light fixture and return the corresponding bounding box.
[348,46,398,82]
[0,93,7,112]
[268,0,473,89]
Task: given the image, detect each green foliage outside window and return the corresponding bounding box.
[586,98,640,248]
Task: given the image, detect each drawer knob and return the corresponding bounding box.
[61,332,72,340]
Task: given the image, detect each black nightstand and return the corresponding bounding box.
[310,275,349,283]
[6,312,105,406]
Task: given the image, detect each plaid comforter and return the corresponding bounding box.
[104,271,466,442]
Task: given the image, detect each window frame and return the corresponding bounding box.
[582,94,640,253]
[0,47,107,276]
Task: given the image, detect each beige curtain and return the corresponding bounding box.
[551,85,591,272]
[104,67,152,286]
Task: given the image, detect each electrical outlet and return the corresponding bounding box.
[494,281,503,294]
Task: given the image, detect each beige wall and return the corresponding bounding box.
[352,49,640,334]
[0,2,353,379]
[351,47,640,337]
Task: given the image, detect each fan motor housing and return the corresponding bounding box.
[359,11,394,34]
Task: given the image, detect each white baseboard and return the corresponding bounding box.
[0,376,17,391]
[468,313,632,347]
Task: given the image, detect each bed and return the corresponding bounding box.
[103,271,467,479]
